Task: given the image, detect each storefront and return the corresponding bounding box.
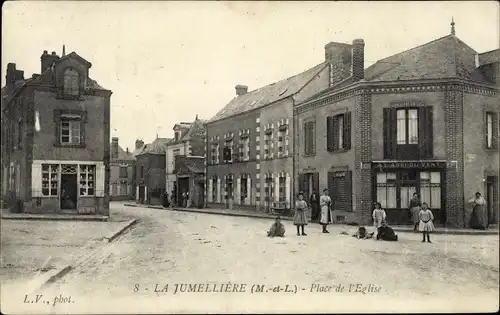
[372,161,447,225]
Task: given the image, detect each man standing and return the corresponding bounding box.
[319,188,333,233]
[309,189,320,222]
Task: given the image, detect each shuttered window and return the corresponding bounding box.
[304,121,316,155]
[327,170,352,211]
[486,111,498,150]
[327,112,351,152]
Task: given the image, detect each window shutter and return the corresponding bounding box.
[418,106,433,158]
[346,170,352,210]
[332,116,339,151]
[383,108,395,159]
[96,164,105,197]
[311,121,316,154]
[327,172,335,205]
[298,173,306,195]
[344,112,352,150]
[31,162,42,197]
[493,112,499,149]
[326,116,333,152]
[312,172,320,195]
[484,112,489,148]
[304,123,310,155]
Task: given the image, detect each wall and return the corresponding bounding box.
[109,161,134,200]
[371,91,447,161]
[462,91,500,224]
[33,91,107,161]
[135,154,166,192]
[165,142,187,193]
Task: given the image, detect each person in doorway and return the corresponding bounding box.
[171,190,176,207]
[182,191,187,208]
[293,192,308,236]
[319,189,333,233]
[267,216,286,237]
[418,202,435,243]
[409,193,422,231]
[309,189,320,222]
[377,221,398,241]
[162,191,170,208]
[185,191,191,208]
[468,192,488,230]
[372,202,387,234]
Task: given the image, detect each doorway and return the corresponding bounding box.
[485,177,496,224]
[61,174,77,210]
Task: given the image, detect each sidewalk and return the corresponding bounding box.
[1,209,109,221]
[124,203,499,236]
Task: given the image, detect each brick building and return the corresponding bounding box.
[109,137,135,201]
[1,48,112,215]
[295,25,499,227]
[165,116,206,205]
[206,43,338,212]
[135,137,171,205]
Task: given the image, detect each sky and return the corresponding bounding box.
[2,1,499,151]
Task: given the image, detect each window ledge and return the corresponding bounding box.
[329,149,350,154]
[303,153,316,157]
[56,95,85,101]
[54,143,86,148]
[485,147,498,152]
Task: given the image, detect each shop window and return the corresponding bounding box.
[420,172,441,209]
[212,176,218,202]
[376,172,397,209]
[42,164,59,196]
[241,176,248,204]
[79,165,95,196]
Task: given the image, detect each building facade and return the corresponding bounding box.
[135,137,170,205]
[174,155,205,208]
[1,48,112,215]
[206,41,340,212]
[295,29,499,228]
[165,116,206,205]
[109,137,135,201]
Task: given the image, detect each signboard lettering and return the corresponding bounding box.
[373,161,446,169]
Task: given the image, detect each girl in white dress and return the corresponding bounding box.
[319,189,333,233]
[372,202,387,236]
[418,202,435,243]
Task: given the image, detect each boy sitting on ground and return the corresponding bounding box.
[267,217,286,237]
[376,221,398,241]
[352,226,374,239]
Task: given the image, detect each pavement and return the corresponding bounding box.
[2,203,497,314]
[124,202,499,235]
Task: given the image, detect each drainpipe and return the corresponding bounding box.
[292,95,297,210]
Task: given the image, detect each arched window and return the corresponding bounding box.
[63,68,80,96]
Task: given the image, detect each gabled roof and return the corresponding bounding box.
[136,137,172,156]
[58,52,92,68]
[364,35,491,83]
[208,62,327,123]
[111,144,135,161]
[181,118,206,141]
[479,49,499,66]
[176,156,205,175]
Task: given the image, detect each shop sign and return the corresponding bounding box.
[373,161,447,169]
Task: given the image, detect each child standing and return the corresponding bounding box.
[418,202,435,243]
[372,202,387,235]
[293,192,308,236]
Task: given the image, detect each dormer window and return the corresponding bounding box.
[63,68,80,96]
[175,131,180,142]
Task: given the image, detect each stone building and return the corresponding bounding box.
[205,40,341,211]
[109,137,135,201]
[135,137,171,205]
[165,116,206,205]
[1,48,112,215]
[294,23,499,227]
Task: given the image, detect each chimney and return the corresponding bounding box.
[474,53,480,68]
[135,139,144,150]
[235,85,248,96]
[40,50,60,73]
[6,63,17,85]
[325,42,353,86]
[111,137,119,159]
[352,39,365,82]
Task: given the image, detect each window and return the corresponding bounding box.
[79,165,95,196]
[486,112,498,149]
[175,131,180,142]
[279,175,286,202]
[376,172,397,209]
[63,68,80,96]
[264,130,273,159]
[396,109,418,144]
[60,118,81,145]
[210,142,219,164]
[304,121,315,155]
[239,137,250,161]
[278,127,287,157]
[119,166,128,178]
[420,172,441,209]
[112,183,118,195]
[265,175,273,202]
[120,182,127,196]
[223,140,233,163]
[140,165,144,178]
[42,164,59,196]
[17,120,22,149]
[327,113,351,152]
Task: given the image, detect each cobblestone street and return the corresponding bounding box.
[3,205,499,313]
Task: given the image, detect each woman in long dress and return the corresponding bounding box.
[418,202,435,243]
[469,192,488,230]
[293,192,308,236]
[409,193,421,231]
[319,189,333,234]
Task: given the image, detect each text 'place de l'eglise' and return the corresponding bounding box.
[1,21,499,229]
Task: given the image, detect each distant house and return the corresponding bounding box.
[1,48,112,215]
[109,137,135,201]
[174,155,205,208]
[165,116,206,206]
[135,137,172,205]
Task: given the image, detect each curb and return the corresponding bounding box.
[124,204,499,236]
[34,219,138,291]
[0,214,109,222]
